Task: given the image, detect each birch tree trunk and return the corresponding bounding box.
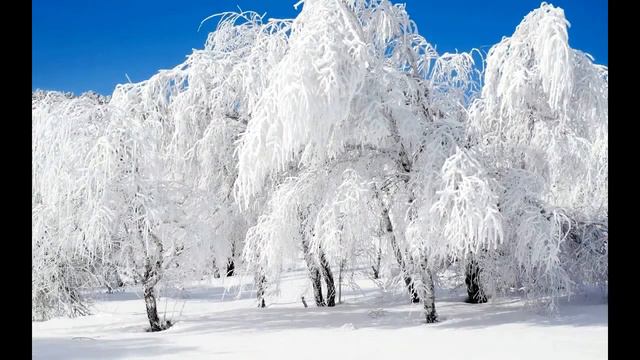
[419,257,437,323]
[143,283,162,331]
[141,252,164,331]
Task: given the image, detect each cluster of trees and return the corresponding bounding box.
[32,0,607,330]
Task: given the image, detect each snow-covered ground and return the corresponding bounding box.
[32,270,607,359]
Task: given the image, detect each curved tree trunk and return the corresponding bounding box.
[143,284,162,331]
[141,258,166,332]
[141,256,165,331]
[309,267,325,306]
[301,235,325,306]
[139,230,167,332]
[382,208,420,303]
[319,249,336,307]
[299,205,329,307]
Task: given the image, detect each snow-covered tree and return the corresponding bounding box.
[467,3,608,307]
[237,0,502,322]
[168,10,293,304]
[86,13,294,325]
[32,90,112,320]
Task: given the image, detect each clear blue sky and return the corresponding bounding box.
[32,0,607,95]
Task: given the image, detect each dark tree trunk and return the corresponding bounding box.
[372,244,382,279]
[226,258,235,277]
[310,267,325,306]
[143,285,163,332]
[226,243,236,277]
[404,277,420,303]
[382,208,420,303]
[256,273,267,308]
[141,258,167,332]
[465,258,487,304]
[319,249,336,307]
[420,257,437,323]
